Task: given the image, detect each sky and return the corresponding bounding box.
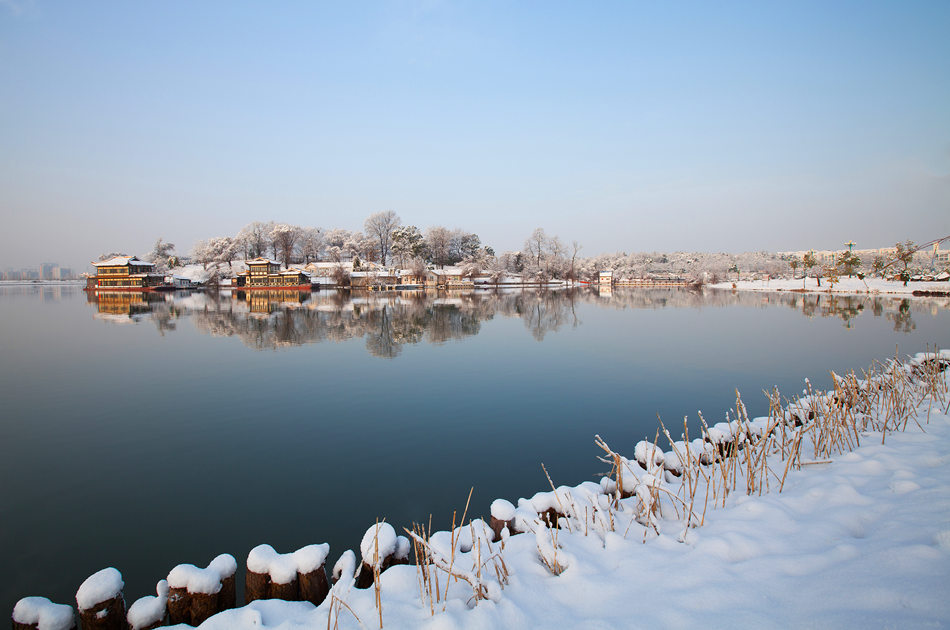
[1,1,948,271]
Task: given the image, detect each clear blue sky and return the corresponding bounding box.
[1,0,948,269]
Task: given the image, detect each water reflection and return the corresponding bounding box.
[83,288,949,356]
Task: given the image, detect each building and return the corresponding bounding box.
[427,268,474,289]
[599,271,613,286]
[233,258,312,289]
[86,256,165,290]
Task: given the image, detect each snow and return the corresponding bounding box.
[359,522,397,567]
[78,354,950,628]
[92,256,153,267]
[126,580,168,630]
[246,544,328,584]
[291,544,331,574]
[490,499,516,521]
[166,553,235,594]
[710,276,948,295]
[12,597,74,630]
[75,567,123,610]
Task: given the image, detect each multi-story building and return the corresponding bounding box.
[233,258,312,289]
[86,256,165,290]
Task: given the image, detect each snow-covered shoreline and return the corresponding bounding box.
[710,276,950,296]
[14,352,950,629]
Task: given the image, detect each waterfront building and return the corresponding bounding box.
[86,256,165,290]
[233,258,312,289]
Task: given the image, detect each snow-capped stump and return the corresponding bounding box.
[12,596,75,630]
[392,535,411,566]
[356,522,397,589]
[126,580,168,630]
[489,498,517,541]
[245,543,330,606]
[634,440,665,473]
[526,490,567,527]
[331,550,357,586]
[75,567,125,630]
[166,554,237,626]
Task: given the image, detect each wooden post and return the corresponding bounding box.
[244,569,269,604]
[166,554,237,626]
[246,543,331,605]
[76,568,126,630]
[298,568,330,607]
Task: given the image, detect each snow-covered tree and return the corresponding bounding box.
[391,225,426,267]
[146,238,177,272]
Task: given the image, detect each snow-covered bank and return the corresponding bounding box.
[710,276,949,295]
[174,354,950,628]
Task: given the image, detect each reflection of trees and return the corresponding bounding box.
[84,287,946,355]
[887,299,916,333]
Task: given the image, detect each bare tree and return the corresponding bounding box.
[270,224,301,268]
[525,228,547,270]
[364,210,401,265]
[425,226,453,268]
[237,221,273,259]
[568,241,582,282]
[299,227,324,263]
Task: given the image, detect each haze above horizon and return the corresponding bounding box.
[1,1,948,270]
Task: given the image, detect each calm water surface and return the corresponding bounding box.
[1,284,948,613]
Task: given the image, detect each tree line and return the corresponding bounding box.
[109,214,942,285]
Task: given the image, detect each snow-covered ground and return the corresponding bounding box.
[17,353,950,629]
[710,276,949,295]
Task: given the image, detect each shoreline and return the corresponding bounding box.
[708,276,949,297]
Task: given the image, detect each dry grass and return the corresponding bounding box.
[405,487,510,612]
[593,348,947,543]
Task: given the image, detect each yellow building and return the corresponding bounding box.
[234,258,312,289]
[86,256,165,290]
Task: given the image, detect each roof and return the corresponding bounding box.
[244,257,281,265]
[92,256,154,267]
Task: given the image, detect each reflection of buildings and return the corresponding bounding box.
[231,289,313,315]
[84,287,949,354]
[87,290,162,322]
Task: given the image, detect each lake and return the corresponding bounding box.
[1,284,948,615]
